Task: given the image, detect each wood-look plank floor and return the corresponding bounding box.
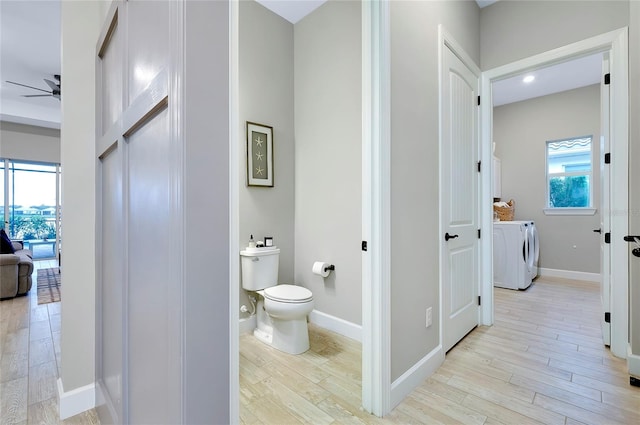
[240,277,640,424]
[1,259,99,425]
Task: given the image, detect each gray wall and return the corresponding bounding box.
[294,0,362,326]
[239,1,295,310]
[60,0,99,395]
[480,0,629,70]
[390,0,480,381]
[0,121,60,163]
[493,85,601,273]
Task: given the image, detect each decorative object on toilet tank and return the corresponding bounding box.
[246,122,273,187]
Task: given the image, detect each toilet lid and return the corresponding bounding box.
[263,284,313,303]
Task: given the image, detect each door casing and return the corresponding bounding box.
[479,28,629,358]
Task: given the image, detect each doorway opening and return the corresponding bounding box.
[480,28,629,359]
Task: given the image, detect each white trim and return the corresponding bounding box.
[229,1,240,424]
[57,378,96,420]
[361,0,391,417]
[539,267,600,282]
[628,344,640,377]
[543,208,597,216]
[481,29,629,359]
[309,310,362,342]
[608,28,629,359]
[390,345,444,410]
[239,315,256,335]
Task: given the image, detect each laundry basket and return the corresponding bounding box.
[493,199,515,221]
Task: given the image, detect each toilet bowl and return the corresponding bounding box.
[256,284,314,354]
[240,247,314,354]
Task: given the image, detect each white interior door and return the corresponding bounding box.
[599,54,611,346]
[441,43,480,353]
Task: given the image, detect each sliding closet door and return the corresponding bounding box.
[95,1,178,423]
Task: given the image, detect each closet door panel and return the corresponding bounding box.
[126,107,173,424]
[127,0,170,103]
[99,146,124,422]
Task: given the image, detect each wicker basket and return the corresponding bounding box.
[494,199,515,221]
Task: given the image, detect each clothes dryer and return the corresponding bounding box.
[493,221,532,290]
[525,221,539,280]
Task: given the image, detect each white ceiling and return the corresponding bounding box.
[492,53,603,107]
[0,0,61,129]
[256,0,327,24]
[0,0,601,129]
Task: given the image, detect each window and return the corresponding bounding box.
[545,136,594,214]
[1,159,61,259]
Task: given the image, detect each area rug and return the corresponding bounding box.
[37,267,61,305]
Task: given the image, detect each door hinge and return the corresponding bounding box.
[477,95,481,106]
[478,296,482,306]
[604,73,611,85]
[478,228,481,239]
[604,312,611,323]
[361,241,368,252]
[477,161,481,172]
[604,152,611,164]
[605,232,611,244]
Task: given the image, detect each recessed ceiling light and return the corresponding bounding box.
[523,75,535,83]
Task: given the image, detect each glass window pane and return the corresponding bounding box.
[7,161,58,258]
[547,137,592,174]
[549,175,590,207]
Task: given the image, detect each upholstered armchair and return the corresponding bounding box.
[0,241,34,299]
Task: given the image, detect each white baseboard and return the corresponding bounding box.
[628,344,640,377]
[539,268,599,282]
[239,315,257,334]
[309,310,362,342]
[57,378,95,420]
[390,344,444,409]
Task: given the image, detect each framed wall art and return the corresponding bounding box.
[246,122,273,187]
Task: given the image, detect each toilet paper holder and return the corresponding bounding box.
[324,264,335,272]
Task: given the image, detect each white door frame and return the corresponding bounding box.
[480,28,629,358]
[361,0,391,416]
[229,1,240,423]
[228,2,392,420]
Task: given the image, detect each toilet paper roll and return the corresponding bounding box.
[312,261,331,278]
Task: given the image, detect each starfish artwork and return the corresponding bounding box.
[255,152,264,161]
[255,166,265,176]
[255,136,264,147]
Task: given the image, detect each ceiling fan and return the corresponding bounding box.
[6,74,61,100]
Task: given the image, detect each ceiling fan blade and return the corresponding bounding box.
[44,79,59,92]
[6,80,51,94]
[23,94,53,98]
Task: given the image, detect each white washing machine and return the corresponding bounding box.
[493,221,533,290]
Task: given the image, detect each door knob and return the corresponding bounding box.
[445,233,459,241]
[593,228,602,233]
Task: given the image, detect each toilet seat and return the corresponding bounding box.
[263,284,313,303]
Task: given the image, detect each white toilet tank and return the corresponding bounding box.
[240,247,280,291]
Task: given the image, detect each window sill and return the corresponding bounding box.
[543,208,597,216]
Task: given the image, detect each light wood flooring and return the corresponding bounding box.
[240,277,640,424]
[0,259,99,425]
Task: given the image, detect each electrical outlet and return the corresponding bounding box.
[426,307,433,328]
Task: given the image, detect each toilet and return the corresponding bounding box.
[240,247,314,354]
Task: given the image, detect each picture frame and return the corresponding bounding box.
[247,122,274,187]
[264,237,273,247]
